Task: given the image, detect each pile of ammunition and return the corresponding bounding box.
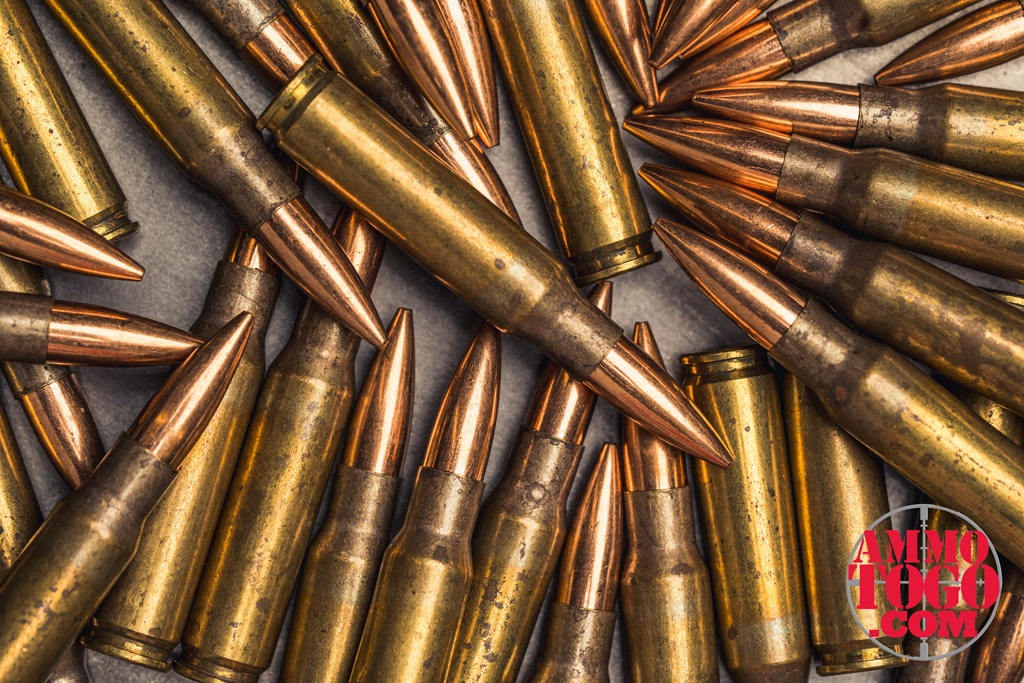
[0,0,1022,680]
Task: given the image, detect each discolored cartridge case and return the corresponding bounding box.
[175,213,384,683]
[620,323,717,683]
[783,373,903,676]
[681,346,811,683]
[971,564,1024,682]
[479,0,657,284]
[0,0,135,241]
[81,232,281,670]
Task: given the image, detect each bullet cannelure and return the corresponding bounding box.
[43,0,385,347]
[650,0,732,68]
[580,0,659,109]
[280,305,414,683]
[0,312,253,683]
[877,0,1024,86]
[681,345,811,683]
[639,0,981,114]
[350,322,500,683]
[626,116,1024,282]
[694,80,1024,180]
[435,0,499,147]
[0,0,137,241]
[621,322,718,683]
[259,59,726,465]
[175,210,385,683]
[481,0,658,284]
[641,166,1024,418]
[656,217,1024,570]
[447,281,612,683]
[81,230,281,671]
[525,442,623,683]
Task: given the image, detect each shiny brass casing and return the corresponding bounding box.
[776,135,1024,282]
[0,0,136,241]
[82,258,280,670]
[783,372,904,675]
[479,0,657,284]
[680,346,811,682]
[525,602,618,683]
[350,466,484,683]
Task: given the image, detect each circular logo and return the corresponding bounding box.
[846,503,1002,661]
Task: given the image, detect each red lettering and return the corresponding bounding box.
[909,610,938,637]
[938,610,978,638]
[882,610,907,638]
[924,564,961,609]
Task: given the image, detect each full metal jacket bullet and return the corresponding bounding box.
[783,373,904,676]
[0,186,142,280]
[481,0,658,285]
[641,166,1024,418]
[350,323,500,683]
[580,0,659,108]
[693,80,1024,179]
[43,0,385,347]
[0,291,200,366]
[680,345,811,683]
[650,0,732,68]
[626,116,1024,282]
[877,0,1024,85]
[0,0,136,241]
[176,212,384,683]
[525,443,622,683]
[259,59,729,465]
[434,0,499,147]
[447,282,611,683]
[81,232,281,671]
[0,313,253,683]
[656,218,1024,570]
[639,0,981,113]
[672,0,775,62]
[621,323,718,683]
[280,306,414,683]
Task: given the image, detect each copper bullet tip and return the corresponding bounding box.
[639,164,796,266]
[254,197,386,348]
[0,186,144,281]
[423,321,501,480]
[224,228,279,275]
[526,281,612,444]
[677,0,776,61]
[555,442,623,612]
[128,312,254,469]
[622,322,686,492]
[624,115,788,194]
[343,308,415,477]
[334,209,388,290]
[435,0,499,146]
[693,81,861,144]
[650,0,732,68]
[875,1,1024,86]
[585,0,659,108]
[586,332,732,467]
[653,218,807,349]
[47,300,204,366]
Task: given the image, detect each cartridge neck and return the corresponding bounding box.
[531,601,616,682]
[768,0,845,70]
[856,84,925,150]
[623,487,699,554]
[494,427,585,510]
[320,463,402,546]
[679,345,772,386]
[81,434,177,527]
[767,299,857,394]
[776,136,853,216]
[402,466,484,540]
[280,299,362,373]
[774,211,861,296]
[194,260,281,351]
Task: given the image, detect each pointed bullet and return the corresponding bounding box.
[625,115,787,194]
[423,321,501,480]
[653,0,682,37]
[693,80,861,144]
[429,132,520,222]
[876,0,1024,86]
[366,0,476,140]
[676,0,776,60]
[650,0,733,68]
[582,0,659,108]
[0,186,143,280]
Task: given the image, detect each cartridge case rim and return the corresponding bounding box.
[81,621,172,671]
[817,643,905,675]
[87,208,139,243]
[679,344,763,370]
[987,289,1024,309]
[571,237,662,286]
[258,55,328,134]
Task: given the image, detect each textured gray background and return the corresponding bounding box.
[4,0,1023,680]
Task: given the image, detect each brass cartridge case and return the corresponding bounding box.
[681,347,811,683]
[82,239,281,670]
[971,567,1024,683]
[176,218,382,683]
[776,135,1024,282]
[526,602,618,683]
[783,372,903,675]
[349,466,484,683]
[479,0,657,284]
[0,0,135,241]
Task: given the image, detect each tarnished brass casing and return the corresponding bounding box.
[0,0,135,241]
[350,466,484,683]
[479,0,656,284]
[0,435,176,683]
[82,254,281,670]
[526,602,618,683]
[783,373,903,675]
[971,563,1024,683]
[776,135,1024,282]
[447,428,585,683]
[260,58,620,380]
[680,347,811,683]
